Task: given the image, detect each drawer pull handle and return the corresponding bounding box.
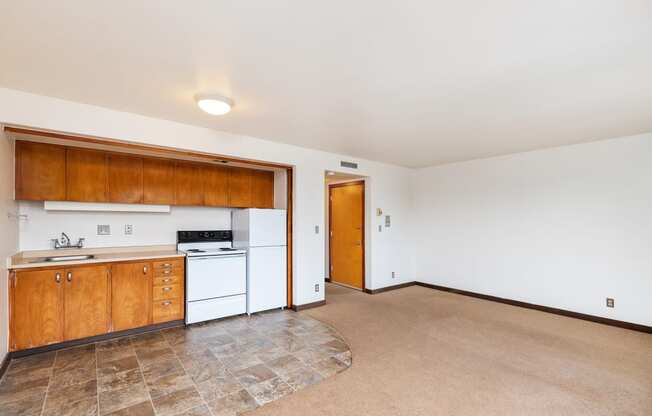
[143,266,148,274]
[67,272,73,282]
[55,273,61,283]
[162,301,172,306]
[163,270,171,274]
[163,278,172,282]
[162,287,172,291]
[162,263,171,267]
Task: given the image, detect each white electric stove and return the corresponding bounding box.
[177,230,247,324]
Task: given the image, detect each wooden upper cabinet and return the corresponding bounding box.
[204,165,229,207]
[175,162,204,206]
[143,158,175,205]
[63,265,110,340]
[251,170,275,208]
[228,167,252,207]
[11,269,64,351]
[15,141,66,201]
[66,148,108,202]
[111,261,152,331]
[108,154,143,203]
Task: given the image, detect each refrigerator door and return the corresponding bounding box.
[248,209,287,247]
[247,246,287,314]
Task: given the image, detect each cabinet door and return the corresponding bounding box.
[143,158,175,204]
[15,141,66,201]
[108,154,143,203]
[175,162,204,206]
[111,262,152,331]
[64,265,110,340]
[251,170,274,208]
[66,148,108,202]
[11,269,64,351]
[204,165,229,207]
[228,167,252,207]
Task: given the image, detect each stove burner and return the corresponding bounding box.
[186,249,206,253]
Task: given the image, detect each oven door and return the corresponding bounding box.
[186,254,246,302]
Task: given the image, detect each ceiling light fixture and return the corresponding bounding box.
[195,93,233,115]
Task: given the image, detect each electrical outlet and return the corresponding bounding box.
[97,224,110,235]
[378,225,382,232]
[125,224,133,235]
[606,298,614,308]
[392,271,396,279]
[314,283,320,292]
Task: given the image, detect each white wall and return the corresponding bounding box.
[0,87,415,306]
[413,133,652,326]
[0,131,18,363]
[18,202,232,250]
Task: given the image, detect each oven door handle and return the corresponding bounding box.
[187,254,246,260]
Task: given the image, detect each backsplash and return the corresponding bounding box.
[18,201,233,251]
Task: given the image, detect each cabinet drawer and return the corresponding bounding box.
[153,275,182,287]
[153,259,184,270]
[152,298,183,323]
[153,283,183,301]
[154,267,182,278]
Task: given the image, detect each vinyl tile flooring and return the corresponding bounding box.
[0,311,352,416]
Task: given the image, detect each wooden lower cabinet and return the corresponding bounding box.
[64,265,110,340]
[9,257,185,352]
[111,261,152,331]
[10,269,64,351]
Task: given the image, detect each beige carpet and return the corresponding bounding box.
[253,283,652,416]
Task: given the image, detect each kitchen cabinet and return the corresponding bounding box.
[108,154,144,203]
[228,167,252,207]
[111,261,152,331]
[143,158,175,204]
[10,269,64,351]
[66,148,108,202]
[251,170,274,208]
[175,162,204,206]
[15,141,66,201]
[152,259,184,323]
[203,165,229,207]
[63,265,110,340]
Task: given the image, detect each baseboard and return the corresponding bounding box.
[325,277,331,282]
[364,282,416,294]
[10,320,185,359]
[415,282,652,335]
[0,352,10,380]
[292,300,326,311]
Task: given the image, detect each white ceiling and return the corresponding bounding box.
[1,1,651,168]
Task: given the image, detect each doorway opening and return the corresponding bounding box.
[325,171,367,292]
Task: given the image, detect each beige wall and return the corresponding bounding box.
[0,130,18,362]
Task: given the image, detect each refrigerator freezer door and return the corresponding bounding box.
[247,246,287,314]
[233,209,286,247]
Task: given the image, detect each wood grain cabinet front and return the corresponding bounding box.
[108,154,144,203]
[15,141,66,201]
[66,148,109,202]
[63,265,110,340]
[110,261,152,331]
[143,158,176,204]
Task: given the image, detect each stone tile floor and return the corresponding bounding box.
[0,310,352,416]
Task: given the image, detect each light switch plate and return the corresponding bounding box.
[385,215,391,227]
[125,224,133,235]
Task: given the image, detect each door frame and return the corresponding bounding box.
[328,180,366,291]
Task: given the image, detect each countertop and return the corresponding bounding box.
[8,245,185,270]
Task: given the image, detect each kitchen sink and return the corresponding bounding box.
[43,254,95,262]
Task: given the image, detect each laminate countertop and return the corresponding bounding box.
[8,245,185,270]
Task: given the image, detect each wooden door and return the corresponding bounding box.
[143,158,175,204]
[329,181,365,289]
[251,170,274,208]
[64,265,110,340]
[204,165,229,207]
[66,148,108,202]
[175,162,204,206]
[228,167,252,207]
[111,262,151,331]
[11,269,64,350]
[108,154,143,203]
[15,141,66,201]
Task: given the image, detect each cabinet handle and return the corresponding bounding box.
[163,278,172,283]
[55,273,61,283]
[163,270,171,274]
[162,301,172,306]
[162,287,172,291]
[66,272,72,282]
[143,266,148,275]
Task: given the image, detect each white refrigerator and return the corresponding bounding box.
[232,209,287,314]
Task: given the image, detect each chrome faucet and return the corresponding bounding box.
[51,233,85,249]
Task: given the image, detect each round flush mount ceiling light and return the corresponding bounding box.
[195,94,233,115]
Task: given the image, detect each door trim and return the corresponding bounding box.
[328,180,366,291]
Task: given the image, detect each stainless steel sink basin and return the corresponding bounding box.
[43,254,95,262]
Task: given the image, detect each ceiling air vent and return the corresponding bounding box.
[340,160,358,169]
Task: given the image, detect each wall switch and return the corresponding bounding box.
[125,225,133,235]
[97,225,110,235]
[392,271,396,279]
[314,283,320,292]
[315,225,319,234]
[606,298,615,308]
[378,225,382,232]
[385,215,391,227]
